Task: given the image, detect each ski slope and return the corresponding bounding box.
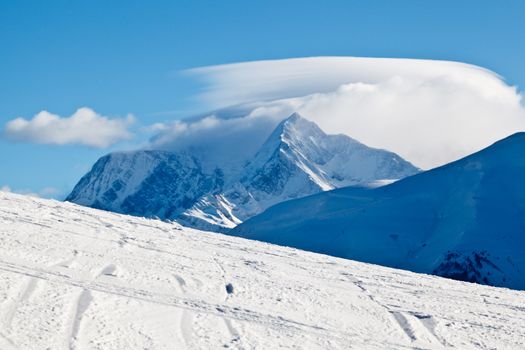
[0,191,524,349]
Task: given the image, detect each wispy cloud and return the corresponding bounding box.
[163,57,525,169]
[150,110,281,171]
[3,107,134,148]
[1,185,61,199]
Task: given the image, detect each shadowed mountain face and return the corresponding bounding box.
[232,133,525,289]
[66,113,419,231]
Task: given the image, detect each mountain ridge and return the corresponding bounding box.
[67,113,420,231]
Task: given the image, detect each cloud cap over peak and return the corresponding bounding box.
[186,56,515,109]
[171,56,525,169]
[3,107,134,148]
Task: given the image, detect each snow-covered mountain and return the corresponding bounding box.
[67,113,419,231]
[233,132,525,290]
[2,191,525,349]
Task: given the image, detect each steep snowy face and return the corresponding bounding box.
[233,133,525,289]
[66,151,225,219]
[67,113,419,230]
[243,113,418,195]
[67,151,164,211]
[239,114,337,208]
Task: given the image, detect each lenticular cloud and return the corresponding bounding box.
[160,57,525,169]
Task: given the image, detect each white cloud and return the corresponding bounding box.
[38,187,60,197]
[3,107,134,148]
[164,57,525,169]
[0,185,60,198]
[186,56,513,109]
[151,111,281,172]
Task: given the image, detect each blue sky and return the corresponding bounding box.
[1,0,525,198]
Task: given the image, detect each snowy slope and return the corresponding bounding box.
[233,132,525,290]
[67,113,418,231]
[66,150,223,218]
[1,191,525,349]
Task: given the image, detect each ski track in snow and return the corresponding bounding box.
[69,289,92,349]
[0,192,525,349]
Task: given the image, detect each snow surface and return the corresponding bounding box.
[67,113,418,231]
[233,132,525,290]
[1,191,525,349]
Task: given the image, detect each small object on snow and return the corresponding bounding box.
[225,283,234,294]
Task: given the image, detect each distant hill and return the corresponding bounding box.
[233,133,525,289]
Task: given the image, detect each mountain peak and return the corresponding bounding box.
[250,114,328,167]
[68,111,419,232]
[280,112,313,128]
[274,113,326,143]
[283,112,304,123]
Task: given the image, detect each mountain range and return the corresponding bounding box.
[66,113,419,231]
[233,132,525,289]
